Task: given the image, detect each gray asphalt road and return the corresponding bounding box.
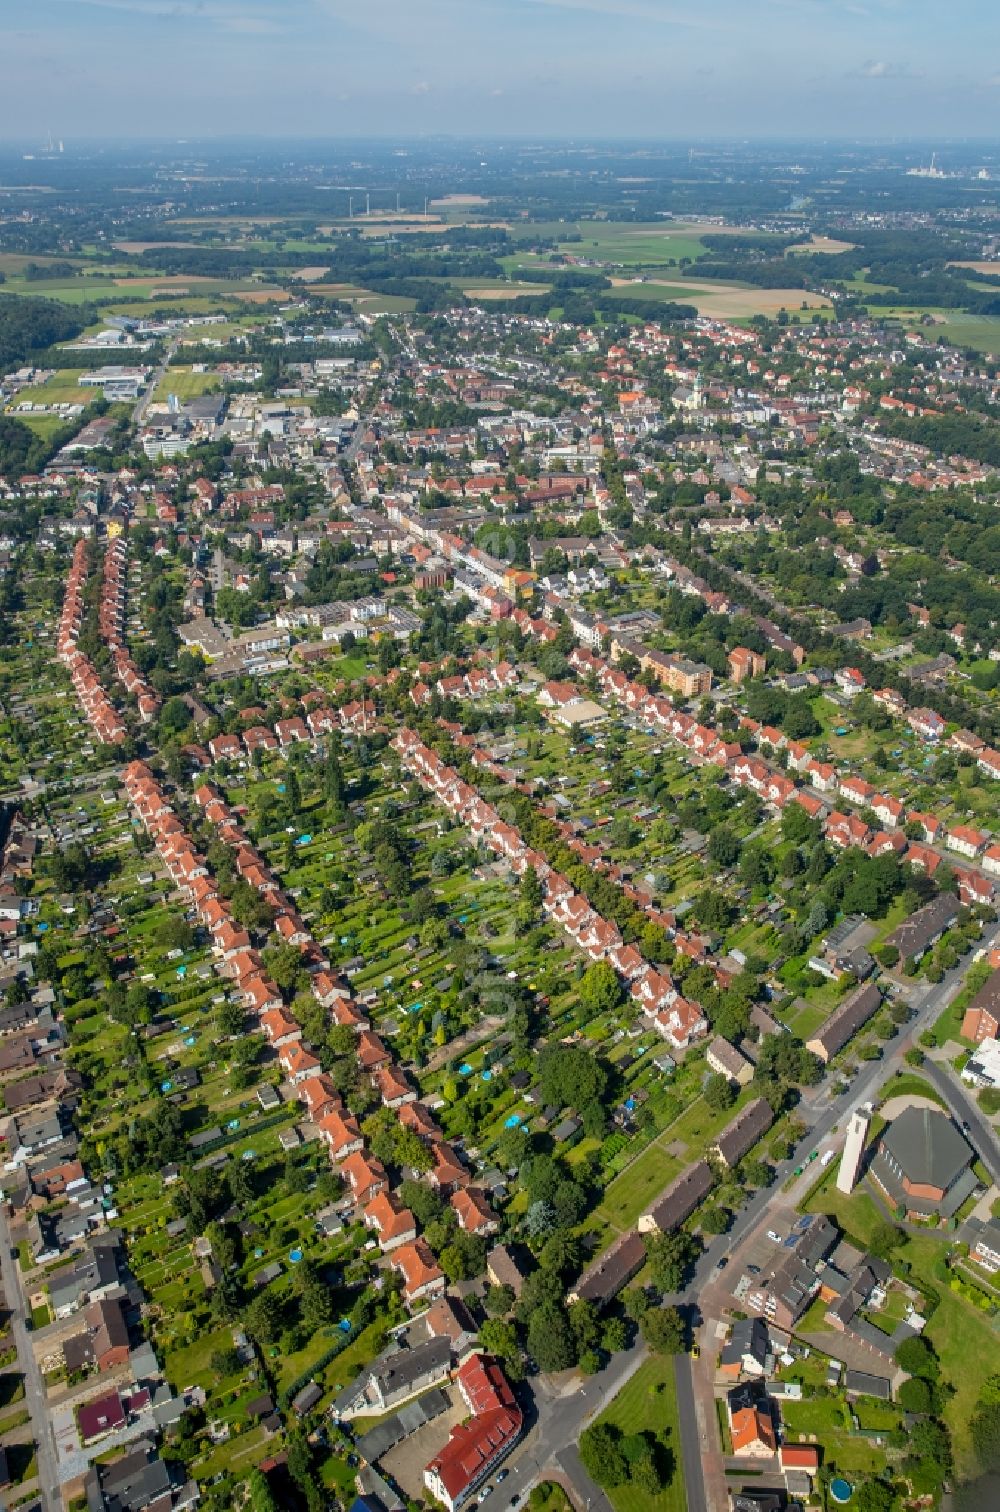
[921,1057,1000,1184]
[0,1206,60,1511]
[132,337,179,426]
[673,1355,708,1512]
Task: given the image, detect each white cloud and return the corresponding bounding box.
[855,58,923,79]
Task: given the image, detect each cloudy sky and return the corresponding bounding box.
[5,0,998,141]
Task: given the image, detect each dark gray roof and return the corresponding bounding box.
[721,1316,769,1368]
[844,1369,892,1399]
[291,1381,323,1415]
[887,894,960,962]
[333,1335,452,1417]
[973,1217,1000,1253]
[807,980,881,1060]
[570,1230,645,1307]
[356,1387,450,1465]
[880,1107,973,1191]
[788,1213,837,1269]
[711,1098,773,1168]
[644,1159,714,1232]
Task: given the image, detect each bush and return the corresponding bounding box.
[979,1087,1000,1116]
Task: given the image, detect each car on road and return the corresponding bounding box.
[496,1471,509,1483]
[479,1487,493,1503]
[714,1257,728,1271]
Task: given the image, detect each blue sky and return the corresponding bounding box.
[6,0,999,140]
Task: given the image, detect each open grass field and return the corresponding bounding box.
[594,1144,681,1234]
[152,368,222,402]
[594,1357,687,1512]
[13,412,72,439]
[10,371,89,406]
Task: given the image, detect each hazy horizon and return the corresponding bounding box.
[8,0,999,143]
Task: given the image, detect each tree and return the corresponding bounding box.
[245,1290,282,1344]
[895,1333,939,1380]
[690,889,733,932]
[567,1299,601,1355]
[578,960,622,1016]
[217,1000,246,1038]
[156,915,193,952]
[210,1346,243,1378]
[870,1220,905,1262]
[247,1469,280,1512]
[782,803,820,846]
[644,1231,699,1293]
[527,1302,577,1372]
[898,1376,934,1414]
[294,1259,333,1331]
[537,1042,608,1110]
[579,1423,629,1488]
[622,1287,650,1320]
[602,1315,629,1353]
[479,1318,521,1367]
[741,1158,772,1189]
[484,1283,516,1317]
[399,1179,444,1229]
[707,827,740,867]
[854,1480,896,1512]
[640,1306,685,1354]
[519,866,543,919]
[971,1390,1000,1471]
[703,1072,736,1114]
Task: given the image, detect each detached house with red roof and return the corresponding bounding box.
[392,1239,446,1308]
[451,1187,499,1237]
[364,1192,417,1252]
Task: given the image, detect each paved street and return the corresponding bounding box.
[499,929,1000,1512]
[673,1354,711,1512]
[921,1056,1000,1184]
[0,1204,60,1512]
[132,337,179,426]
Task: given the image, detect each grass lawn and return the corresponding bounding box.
[801,1167,885,1250]
[594,1357,686,1512]
[595,1144,682,1234]
[877,1072,947,1110]
[781,1399,886,1476]
[15,412,72,439]
[918,1255,1000,1476]
[780,1396,848,1437]
[153,368,221,402]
